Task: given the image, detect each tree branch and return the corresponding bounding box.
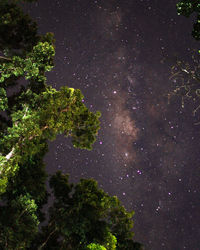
[5,147,15,160]
[0,56,11,61]
[38,228,57,250]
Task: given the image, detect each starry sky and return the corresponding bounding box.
[22,0,200,249]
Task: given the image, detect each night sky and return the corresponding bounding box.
[23,1,200,249]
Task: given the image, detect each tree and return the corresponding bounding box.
[33,171,143,250]
[0,0,143,249]
[176,0,200,40]
[0,0,101,192]
[0,84,101,194]
[0,0,40,54]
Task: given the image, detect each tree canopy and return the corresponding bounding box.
[176,0,200,40]
[0,0,143,249]
[32,171,141,249]
[0,0,101,194]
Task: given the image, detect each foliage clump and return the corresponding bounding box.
[177,0,200,40]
